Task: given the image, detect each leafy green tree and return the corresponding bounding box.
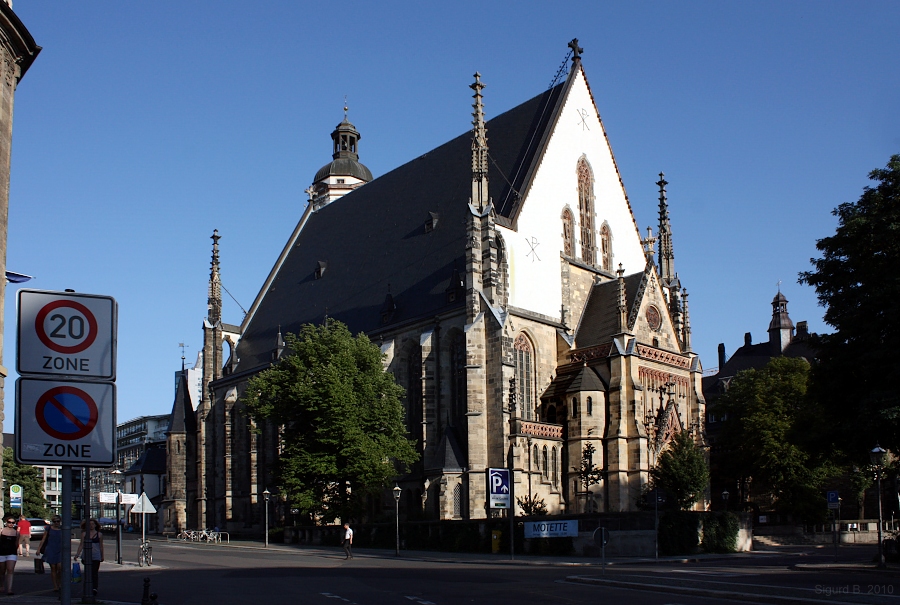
[2,448,52,518]
[650,431,709,511]
[799,154,900,458]
[573,442,602,512]
[716,357,833,520]
[243,321,418,524]
[516,494,547,516]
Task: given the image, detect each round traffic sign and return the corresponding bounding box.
[34,299,99,355]
[35,386,99,441]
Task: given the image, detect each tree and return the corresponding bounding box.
[650,431,709,511]
[716,357,833,520]
[243,321,418,524]
[2,448,52,518]
[799,154,900,458]
[516,494,547,516]
[573,442,602,512]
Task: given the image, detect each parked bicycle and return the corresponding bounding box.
[138,541,152,567]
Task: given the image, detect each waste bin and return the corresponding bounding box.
[491,530,501,554]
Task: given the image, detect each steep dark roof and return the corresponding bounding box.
[234,80,569,373]
[574,272,644,348]
[542,365,608,400]
[314,158,373,183]
[167,372,197,435]
[125,447,167,475]
[702,338,818,398]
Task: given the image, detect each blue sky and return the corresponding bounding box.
[3,1,898,431]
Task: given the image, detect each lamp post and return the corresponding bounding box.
[263,489,270,549]
[392,485,402,556]
[722,489,729,512]
[111,469,123,565]
[871,445,887,568]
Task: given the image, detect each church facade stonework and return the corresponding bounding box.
[168,43,707,533]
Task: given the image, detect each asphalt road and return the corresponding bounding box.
[6,539,897,605]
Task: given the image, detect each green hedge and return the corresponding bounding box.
[657,511,740,555]
[701,512,739,553]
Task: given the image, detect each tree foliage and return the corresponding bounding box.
[2,448,52,518]
[799,154,900,458]
[716,357,833,520]
[243,321,418,524]
[650,431,709,511]
[516,494,548,516]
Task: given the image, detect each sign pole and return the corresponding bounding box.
[81,466,94,603]
[60,466,72,605]
[508,446,515,561]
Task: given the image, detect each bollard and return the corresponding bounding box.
[141,577,151,605]
[150,594,158,604]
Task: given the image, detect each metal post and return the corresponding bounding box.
[392,485,401,556]
[61,466,72,605]
[877,471,885,568]
[263,489,270,549]
[654,489,659,560]
[508,446,515,561]
[81,466,94,603]
[116,490,122,564]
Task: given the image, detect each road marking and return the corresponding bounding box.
[406,597,436,605]
[320,593,354,603]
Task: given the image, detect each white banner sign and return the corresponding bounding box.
[524,519,579,538]
[98,492,118,503]
[120,493,138,505]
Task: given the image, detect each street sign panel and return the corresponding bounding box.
[827,490,840,510]
[17,289,116,380]
[487,468,510,509]
[98,492,118,504]
[132,492,156,514]
[15,378,116,466]
[9,485,22,509]
[120,493,138,505]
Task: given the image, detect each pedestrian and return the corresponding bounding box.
[0,515,19,595]
[74,519,104,595]
[15,516,30,557]
[37,515,63,592]
[341,523,353,559]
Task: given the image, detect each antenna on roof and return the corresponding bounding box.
[178,343,188,371]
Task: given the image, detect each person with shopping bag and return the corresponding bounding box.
[37,516,63,591]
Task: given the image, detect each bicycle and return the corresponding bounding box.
[137,541,152,567]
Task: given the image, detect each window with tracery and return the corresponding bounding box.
[406,347,423,440]
[453,483,462,518]
[514,333,535,420]
[577,158,596,265]
[551,447,559,487]
[562,208,574,256]
[449,332,467,429]
[533,445,539,471]
[542,446,549,478]
[600,223,612,271]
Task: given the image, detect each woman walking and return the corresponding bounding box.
[38,515,63,592]
[0,516,19,595]
[74,519,104,595]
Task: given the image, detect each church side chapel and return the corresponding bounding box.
[165,40,707,533]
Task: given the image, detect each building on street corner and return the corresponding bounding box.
[170,41,707,534]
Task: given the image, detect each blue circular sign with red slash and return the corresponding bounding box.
[35,385,99,441]
[34,299,98,355]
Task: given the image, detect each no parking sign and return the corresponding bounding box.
[15,378,116,465]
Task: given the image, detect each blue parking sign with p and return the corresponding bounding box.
[827,490,840,509]
[488,468,510,509]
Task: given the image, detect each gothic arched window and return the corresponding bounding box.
[453,483,462,518]
[577,157,596,265]
[551,447,559,487]
[562,207,574,256]
[406,347,423,441]
[514,333,535,420]
[572,396,579,418]
[587,396,593,416]
[449,332,467,429]
[542,446,549,478]
[533,445,539,471]
[600,223,612,272]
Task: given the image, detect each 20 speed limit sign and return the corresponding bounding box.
[17,289,117,380]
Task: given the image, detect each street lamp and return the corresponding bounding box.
[263,489,271,549]
[870,445,887,569]
[111,469,123,565]
[392,485,402,557]
[722,489,729,511]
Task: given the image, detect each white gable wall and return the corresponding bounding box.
[501,68,646,318]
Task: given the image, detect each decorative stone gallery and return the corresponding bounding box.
[164,41,707,533]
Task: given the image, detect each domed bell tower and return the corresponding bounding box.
[308,105,373,210]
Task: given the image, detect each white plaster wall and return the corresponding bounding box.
[503,68,647,318]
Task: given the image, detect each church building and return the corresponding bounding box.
[165,41,707,533]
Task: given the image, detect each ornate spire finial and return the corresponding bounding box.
[470,72,489,210]
[656,173,675,284]
[343,95,348,119]
[208,230,222,324]
[568,38,583,62]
